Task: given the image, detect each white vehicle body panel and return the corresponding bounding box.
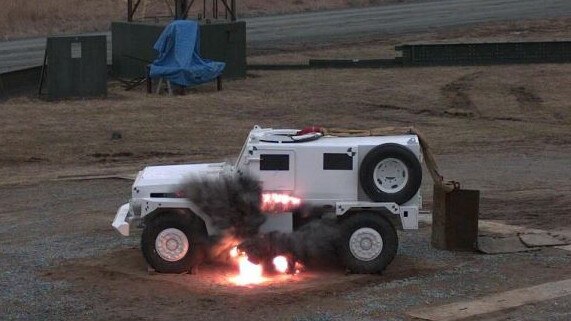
[112,203,130,236]
[247,149,296,191]
[112,126,422,237]
[133,163,227,193]
[140,197,217,234]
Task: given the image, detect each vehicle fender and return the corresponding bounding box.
[335,201,418,230]
[140,197,218,235]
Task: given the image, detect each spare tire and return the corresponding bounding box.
[359,143,422,204]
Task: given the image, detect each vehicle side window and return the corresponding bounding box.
[260,154,289,171]
[323,153,353,170]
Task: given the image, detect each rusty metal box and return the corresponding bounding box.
[431,184,479,251]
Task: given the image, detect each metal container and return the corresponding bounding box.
[431,183,479,251]
[111,20,246,80]
[45,35,107,100]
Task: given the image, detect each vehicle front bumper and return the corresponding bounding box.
[112,203,130,236]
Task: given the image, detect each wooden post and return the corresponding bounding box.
[127,0,133,21]
[38,47,48,97]
[231,0,236,21]
[146,65,152,94]
[175,0,191,19]
[203,0,206,20]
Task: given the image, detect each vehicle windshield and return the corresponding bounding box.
[234,130,252,170]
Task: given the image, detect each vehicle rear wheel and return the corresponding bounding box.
[141,213,205,273]
[339,212,398,274]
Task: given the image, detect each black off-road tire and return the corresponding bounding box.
[339,212,398,274]
[359,143,422,205]
[141,213,205,273]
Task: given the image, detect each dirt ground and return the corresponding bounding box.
[1,20,570,321]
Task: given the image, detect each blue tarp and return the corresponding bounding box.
[149,20,225,87]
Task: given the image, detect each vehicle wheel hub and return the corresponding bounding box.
[349,227,383,261]
[155,228,189,262]
[373,158,409,193]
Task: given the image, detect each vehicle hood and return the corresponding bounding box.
[133,162,228,194]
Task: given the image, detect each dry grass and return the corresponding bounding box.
[3,61,569,228]
[1,18,569,186]
[0,20,569,228]
[0,0,124,40]
[0,0,419,40]
[3,58,571,225]
[1,63,569,182]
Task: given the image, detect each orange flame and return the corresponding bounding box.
[261,193,301,212]
[273,255,288,273]
[228,247,295,285]
[232,256,265,285]
[229,246,239,258]
[229,247,265,285]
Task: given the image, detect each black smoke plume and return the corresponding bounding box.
[182,173,266,239]
[182,173,341,268]
[239,216,341,269]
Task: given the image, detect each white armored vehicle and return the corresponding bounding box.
[113,126,423,274]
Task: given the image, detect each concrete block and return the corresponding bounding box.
[477,236,535,254]
[519,233,567,247]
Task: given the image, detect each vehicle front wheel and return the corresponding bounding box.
[141,213,204,273]
[339,212,398,274]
